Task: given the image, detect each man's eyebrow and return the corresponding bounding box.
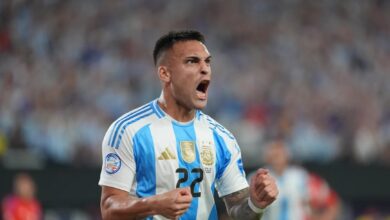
[185,55,212,59]
[185,56,200,59]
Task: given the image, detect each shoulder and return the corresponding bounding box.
[285,166,309,180]
[106,100,163,147]
[198,111,236,141]
[110,102,157,130]
[2,195,18,206]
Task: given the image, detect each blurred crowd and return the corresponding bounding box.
[0,0,389,168]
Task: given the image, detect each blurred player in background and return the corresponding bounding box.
[249,140,339,220]
[98,30,278,219]
[2,173,42,220]
[307,173,339,220]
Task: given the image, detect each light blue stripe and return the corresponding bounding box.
[279,177,288,220]
[237,158,244,175]
[280,197,289,220]
[115,111,154,148]
[213,131,232,180]
[172,122,201,220]
[196,110,201,120]
[109,104,151,146]
[151,101,161,118]
[153,100,165,118]
[206,117,235,140]
[133,125,156,199]
[208,204,218,220]
[108,103,150,145]
[208,181,218,220]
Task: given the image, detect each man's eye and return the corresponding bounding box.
[186,60,195,64]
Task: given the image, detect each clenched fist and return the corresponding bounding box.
[249,168,278,209]
[151,187,192,219]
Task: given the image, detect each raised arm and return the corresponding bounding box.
[222,169,278,220]
[101,186,192,220]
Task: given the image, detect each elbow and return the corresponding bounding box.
[100,195,135,220]
[101,210,116,220]
[100,201,111,220]
[101,210,109,220]
[101,195,116,220]
[101,202,123,220]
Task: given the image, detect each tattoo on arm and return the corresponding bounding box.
[222,188,263,220]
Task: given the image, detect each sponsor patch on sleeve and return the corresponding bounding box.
[105,153,121,174]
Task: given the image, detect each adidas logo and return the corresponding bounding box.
[158,147,176,160]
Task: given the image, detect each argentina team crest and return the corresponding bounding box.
[180,141,195,163]
[200,142,214,166]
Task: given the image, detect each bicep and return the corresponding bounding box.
[101,186,132,211]
[100,186,140,220]
[101,186,130,204]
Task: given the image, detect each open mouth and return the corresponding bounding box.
[196,80,210,94]
[196,79,210,100]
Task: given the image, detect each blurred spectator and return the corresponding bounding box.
[307,173,340,220]
[0,0,389,167]
[249,140,340,220]
[0,1,388,219]
[2,173,42,220]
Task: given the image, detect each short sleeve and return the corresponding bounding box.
[215,135,249,197]
[98,123,136,192]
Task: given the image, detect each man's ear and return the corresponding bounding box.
[158,66,170,83]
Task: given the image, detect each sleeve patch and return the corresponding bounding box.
[105,153,122,174]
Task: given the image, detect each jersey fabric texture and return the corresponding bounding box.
[99,99,249,220]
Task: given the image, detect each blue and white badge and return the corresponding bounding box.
[105,153,121,174]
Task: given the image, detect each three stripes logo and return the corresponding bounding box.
[158,147,176,160]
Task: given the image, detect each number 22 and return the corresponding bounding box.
[176,168,204,197]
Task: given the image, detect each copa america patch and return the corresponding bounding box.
[105,153,121,174]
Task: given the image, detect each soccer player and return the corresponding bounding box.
[98,30,278,220]
[251,140,339,220]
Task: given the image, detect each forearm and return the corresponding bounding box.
[101,194,157,220]
[101,186,192,220]
[227,197,263,220]
[223,188,263,220]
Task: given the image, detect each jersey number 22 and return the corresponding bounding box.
[176,168,204,197]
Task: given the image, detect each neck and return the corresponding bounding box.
[158,92,196,122]
[273,165,287,177]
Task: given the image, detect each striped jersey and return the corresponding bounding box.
[98,99,249,220]
[260,166,309,220]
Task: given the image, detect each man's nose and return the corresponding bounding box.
[200,61,211,75]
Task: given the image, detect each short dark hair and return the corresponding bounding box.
[153,30,205,65]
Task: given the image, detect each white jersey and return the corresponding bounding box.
[99,99,249,220]
[261,166,309,220]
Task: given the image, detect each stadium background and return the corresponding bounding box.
[0,0,389,219]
